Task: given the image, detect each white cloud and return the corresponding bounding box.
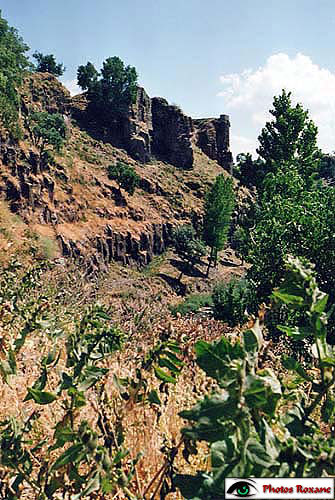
[231,134,257,157]
[219,53,335,156]
[62,79,81,96]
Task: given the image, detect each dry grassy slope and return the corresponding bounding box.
[0,75,254,499]
[0,72,235,271]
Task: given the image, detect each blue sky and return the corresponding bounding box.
[4,0,335,157]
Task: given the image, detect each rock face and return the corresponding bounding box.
[71,83,232,170]
[193,115,233,172]
[120,86,153,163]
[58,222,174,272]
[151,98,194,169]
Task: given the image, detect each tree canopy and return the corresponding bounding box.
[33,52,65,76]
[108,161,139,195]
[203,174,235,275]
[239,91,335,313]
[0,11,30,133]
[29,112,66,157]
[77,57,138,125]
[257,89,321,181]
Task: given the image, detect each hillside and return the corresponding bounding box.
[0,72,238,274]
[0,72,248,499]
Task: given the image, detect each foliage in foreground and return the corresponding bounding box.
[174,256,335,498]
[0,261,184,499]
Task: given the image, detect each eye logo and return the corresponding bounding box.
[227,479,258,498]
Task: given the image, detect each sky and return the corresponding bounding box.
[3,0,335,159]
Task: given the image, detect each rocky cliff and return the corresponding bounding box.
[0,73,231,271]
[193,115,233,172]
[151,98,194,169]
[72,84,232,171]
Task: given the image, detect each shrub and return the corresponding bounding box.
[108,161,139,195]
[212,277,253,326]
[172,225,206,275]
[170,293,213,317]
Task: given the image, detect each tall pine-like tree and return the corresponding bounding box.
[257,89,321,181]
[203,174,235,276]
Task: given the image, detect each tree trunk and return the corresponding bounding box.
[206,247,214,277]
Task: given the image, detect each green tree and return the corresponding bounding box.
[28,112,66,163]
[108,161,139,196]
[257,89,321,181]
[77,57,138,128]
[237,92,327,310]
[77,61,98,90]
[172,225,206,281]
[0,11,30,134]
[234,152,265,188]
[33,52,65,76]
[203,174,235,276]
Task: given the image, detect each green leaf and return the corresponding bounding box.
[173,472,212,499]
[312,293,328,313]
[45,477,63,497]
[273,290,304,306]
[321,394,335,423]
[244,371,281,416]
[147,389,161,405]
[158,356,181,374]
[154,366,177,384]
[243,323,263,354]
[320,356,335,367]
[282,355,312,381]
[27,388,57,405]
[72,472,100,500]
[78,366,108,391]
[52,443,84,470]
[277,325,312,340]
[195,337,244,383]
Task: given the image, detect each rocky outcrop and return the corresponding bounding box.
[121,86,153,163]
[70,82,232,170]
[57,222,174,272]
[151,98,194,169]
[193,115,233,172]
[21,73,71,115]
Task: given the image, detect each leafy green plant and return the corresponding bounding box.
[212,277,253,326]
[174,256,335,498]
[0,261,185,499]
[170,294,213,317]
